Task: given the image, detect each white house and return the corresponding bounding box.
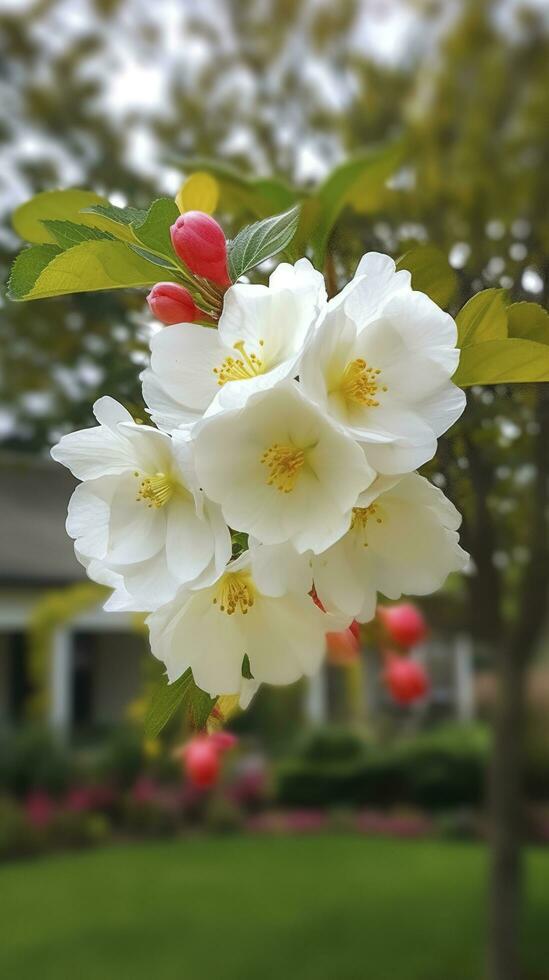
[0,453,147,736]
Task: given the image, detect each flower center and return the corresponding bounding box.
[214,339,264,386]
[135,472,174,509]
[213,572,256,615]
[261,443,305,493]
[351,504,383,546]
[340,358,387,407]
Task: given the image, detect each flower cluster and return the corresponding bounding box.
[52,210,468,709]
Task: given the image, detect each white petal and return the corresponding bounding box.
[249,540,313,597]
[66,479,115,559]
[117,422,174,475]
[331,252,412,325]
[382,290,459,372]
[92,396,133,430]
[51,424,135,480]
[150,323,222,410]
[107,474,166,565]
[246,593,327,685]
[165,495,217,586]
[313,535,372,619]
[149,591,245,695]
[413,383,466,438]
[114,550,179,610]
[141,369,200,432]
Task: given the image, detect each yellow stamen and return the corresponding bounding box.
[261,443,305,493]
[214,339,264,386]
[351,504,383,547]
[136,472,174,509]
[213,572,256,615]
[340,358,387,407]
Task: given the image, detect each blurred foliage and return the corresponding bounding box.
[277,723,491,809]
[27,583,108,719]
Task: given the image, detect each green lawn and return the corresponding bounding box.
[1,836,548,979]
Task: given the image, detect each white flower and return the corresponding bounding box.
[51,397,231,610]
[300,252,466,474]
[142,258,326,430]
[249,473,469,622]
[147,552,348,699]
[193,381,376,554]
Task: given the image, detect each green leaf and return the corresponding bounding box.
[129,244,178,270]
[170,157,299,217]
[507,302,549,345]
[82,202,147,226]
[241,655,254,680]
[12,189,109,244]
[308,142,405,267]
[397,245,458,309]
[231,531,249,558]
[144,669,216,738]
[456,288,509,348]
[131,198,180,257]
[80,203,147,241]
[228,205,300,280]
[8,240,179,301]
[453,338,549,387]
[41,219,116,249]
[7,244,62,300]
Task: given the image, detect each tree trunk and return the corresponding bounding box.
[488,638,526,980]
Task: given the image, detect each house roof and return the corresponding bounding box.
[0,453,85,587]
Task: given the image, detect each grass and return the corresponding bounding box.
[0,836,548,979]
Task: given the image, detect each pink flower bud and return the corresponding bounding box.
[184,737,221,789]
[209,731,238,753]
[378,603,428,650]
[383,655,429,705]
[147,282,199,325]
[170,211,231,287]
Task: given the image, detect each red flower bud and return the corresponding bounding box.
[184,737,220,789]
[147,282,199,325]
[349,619,361,642]
[378,603,428,650]
[326,627,360,665]
[383,655,429,705]
[209,731,238,753]
[170,211,231,287]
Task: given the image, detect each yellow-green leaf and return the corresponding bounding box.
[131,198,180,258]
[309,141,405,267]
[397,244,458,309]
[453,338,549,387]
[7,244,62,300]
[176,172,219,214]
[12,189,109,244]
[10,240,179,301]
[507,302,549,346]
[171,157,299,218]
[456,288,509,348]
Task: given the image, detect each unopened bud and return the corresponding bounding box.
[183,737,220,789]
[326,627,359,665]
[147,282,199,325]
[383,655,429,705]
[170,211,231,287]
[378,603,428,651]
